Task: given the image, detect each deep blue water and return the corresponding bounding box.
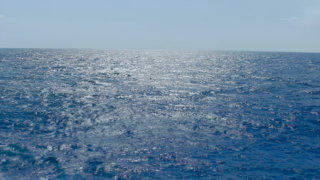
[0,49,320,179]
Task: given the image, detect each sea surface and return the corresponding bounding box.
[0,49,320,179]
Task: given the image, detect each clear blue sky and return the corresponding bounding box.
[1,0,320,52]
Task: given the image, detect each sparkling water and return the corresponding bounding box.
[1,49,320,179]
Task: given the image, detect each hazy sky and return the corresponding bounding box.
[1,0,320,51]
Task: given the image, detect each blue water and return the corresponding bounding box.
[0,49,320,179]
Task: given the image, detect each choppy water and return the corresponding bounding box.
[0,49,320,179]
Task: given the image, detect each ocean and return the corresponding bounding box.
[0,49,320,179]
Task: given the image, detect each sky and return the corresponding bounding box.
[0,0,320,52]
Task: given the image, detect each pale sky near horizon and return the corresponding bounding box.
[0,0,320,52]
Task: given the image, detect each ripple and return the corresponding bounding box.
[0,49,320,178]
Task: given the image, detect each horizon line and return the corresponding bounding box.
[0,47,319,54]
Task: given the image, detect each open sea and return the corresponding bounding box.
[0,49,320,179]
